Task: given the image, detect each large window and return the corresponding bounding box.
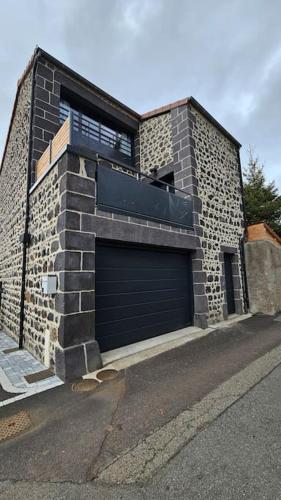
[59,100,133,160]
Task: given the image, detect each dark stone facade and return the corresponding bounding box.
[0,70,32,343]
[0,48,246,382]
[139,103,245,324]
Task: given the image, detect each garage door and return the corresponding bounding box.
[95,241,193,352]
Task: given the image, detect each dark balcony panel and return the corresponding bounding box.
[97,166,193,229]
[71,129,134,167]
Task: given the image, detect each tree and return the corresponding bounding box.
[243,147,281,236]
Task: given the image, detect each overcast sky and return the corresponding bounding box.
[1,0,281,187]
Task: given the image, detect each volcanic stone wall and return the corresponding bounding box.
[24,164,61,366]
[0,71,32,340]
[190,105,244,322]
[139,113,173,174]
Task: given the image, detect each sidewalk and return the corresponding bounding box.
[0,314,281,494]
[0,331,62,406]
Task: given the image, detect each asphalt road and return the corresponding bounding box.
[1,362,281,499]
[1,314,281,498]
[148,361,281,499]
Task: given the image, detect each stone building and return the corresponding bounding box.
[0,47,247,381]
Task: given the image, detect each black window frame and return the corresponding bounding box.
[59,96,135,165]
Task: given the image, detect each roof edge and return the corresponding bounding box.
[141,96,241,148]
[37,47,141,121]
[141,98,189,119]
[189,97,241,148]
[0,47,39,175]
[247,222,281,246]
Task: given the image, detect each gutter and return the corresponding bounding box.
[18,53,39,349]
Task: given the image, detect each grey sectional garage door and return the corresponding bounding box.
[95,241,193,352]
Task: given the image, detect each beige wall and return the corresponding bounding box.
[139,113,173,174]
[191,106,244,323]
[245,240,281,315]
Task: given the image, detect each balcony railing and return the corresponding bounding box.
[35,116,193,230]
[36,111,134,181]
[97,162,193,230]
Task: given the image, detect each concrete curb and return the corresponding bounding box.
[95,343,281,485]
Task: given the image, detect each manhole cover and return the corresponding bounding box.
[71,379,100,392]
[96,369,119,381]
[0,410,32,442]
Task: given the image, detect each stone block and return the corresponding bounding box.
[60,230,95,251]
[60,271,95,292]
[60,172,95,197]
[193,283,205,295]
[35,85,49,103]
[58,311,95,347]
[81,291,95,311]
[192,270,207,284]
[81,214,95,232]
[54,251,81,271]
[55,292,80,314]
[55,344,86,382]
[37,62,54,81]
[82,252,95,270]
[193,313,208,329]
[57,211,80,232]
[194,294,209,314]
[60,192,95,214]
[85,161,96,179]
[85,340,102,373]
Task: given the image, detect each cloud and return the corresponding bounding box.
[0,0,281,187]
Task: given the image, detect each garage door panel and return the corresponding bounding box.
[96,288,189,309]
[96,278,189,295]
[97,296,187,323]
[98,246,188,269]
[98,317,189,352]
[96,242,193,352]
[97,306,189,338]
[96,266,190,282]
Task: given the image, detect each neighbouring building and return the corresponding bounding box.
[246,222,281,315]
[0,47,247,381]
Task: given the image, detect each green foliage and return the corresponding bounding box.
[243,148,281,236]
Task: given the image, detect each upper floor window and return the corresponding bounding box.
[59,100,133,161]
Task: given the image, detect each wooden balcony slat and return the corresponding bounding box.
[35,117,70,180]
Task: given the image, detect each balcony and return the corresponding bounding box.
[97,164,193,229]
[35,118,193,230]
[36,111,133,180]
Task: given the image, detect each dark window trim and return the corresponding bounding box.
[59,96,135,165]
[57,72,139,131]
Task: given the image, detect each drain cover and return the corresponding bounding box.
[3,347,18,354]
[24,369,53,384]
[96,369,119,382]
[0,411,32,442]
[71,379,100,392]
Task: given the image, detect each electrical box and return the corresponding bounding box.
[42,275,57,295]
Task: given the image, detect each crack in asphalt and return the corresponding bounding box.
[86,376,127,481]
[94,345,281,485]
